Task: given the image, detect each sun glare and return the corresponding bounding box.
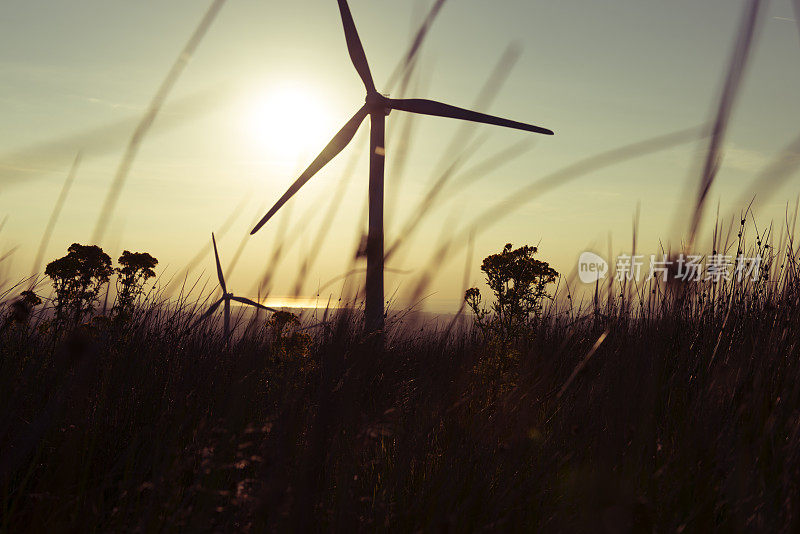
[245,84,336,162]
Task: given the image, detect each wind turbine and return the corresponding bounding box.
[250,0,554,333]
[195,233,276,339]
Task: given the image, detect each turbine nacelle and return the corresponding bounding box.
[366,92,391,116]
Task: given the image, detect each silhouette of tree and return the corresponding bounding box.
[45,244,113,325]
[114,251,158,319]
[465,243,559,336]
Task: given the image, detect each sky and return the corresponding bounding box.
[1,0,800,312]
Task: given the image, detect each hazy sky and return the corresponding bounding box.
[1,0,799,311]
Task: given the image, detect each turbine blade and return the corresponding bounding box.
[390,98,554,136]
[193,298,224,328]
[211,232,226,293]
[230,295,277,313]
[251,105,369,235]
[336,0,376,92]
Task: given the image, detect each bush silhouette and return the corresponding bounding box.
[466,243,559,338]
[114,251,158,319]
[45,243,113,325]
[267,311,311,358]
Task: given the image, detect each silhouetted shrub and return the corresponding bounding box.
[45,243,113,325]
[114,250,158,319]
[267,311,311,359]
[466,243,559,338]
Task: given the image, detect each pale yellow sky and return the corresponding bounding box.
[1,0,799,311]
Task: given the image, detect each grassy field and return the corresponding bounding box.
[2,222,800,532]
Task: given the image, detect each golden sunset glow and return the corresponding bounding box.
[259,296,333,310]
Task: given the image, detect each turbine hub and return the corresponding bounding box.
[366,91,391,115]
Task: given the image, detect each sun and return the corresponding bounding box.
[245,83,337,162]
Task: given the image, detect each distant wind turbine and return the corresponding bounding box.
[194,233,276,339]
[250,0,554,333]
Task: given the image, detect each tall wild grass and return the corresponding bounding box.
[2,216,800,532]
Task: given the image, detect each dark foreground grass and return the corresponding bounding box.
[2,241,800,534]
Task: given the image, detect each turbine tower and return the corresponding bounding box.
[251,0,554,333]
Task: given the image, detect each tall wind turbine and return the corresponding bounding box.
[195,233,276,339]
[250,0,554,332]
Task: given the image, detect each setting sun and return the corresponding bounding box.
[245,83,337,162]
